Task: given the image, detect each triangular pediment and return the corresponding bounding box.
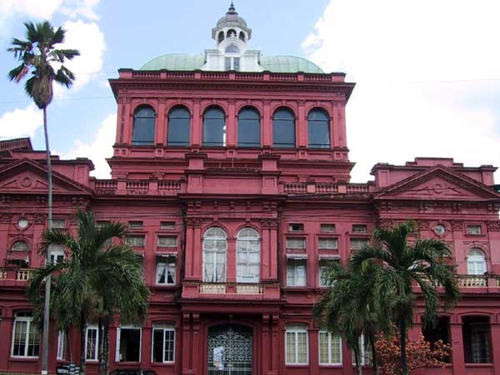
[375,167,500,201]
[0,159,91,196]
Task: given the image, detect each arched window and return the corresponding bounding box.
[467,248,487,275]
[238,107,260,147]
[203,107,226,147]
[218,31,224,43]
[225,45,240,54]
[11,241,30,252]
[203,227,227,282]
[236,228,260,283]
[132,106,155,146]
[167,106,190,147]
[239,32,245,41]
[308,108,330,149]
[273,108,295,148]
[227,29,237,38]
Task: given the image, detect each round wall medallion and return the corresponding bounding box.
[18,218,29,229]
[434,224,446,236]
[20,176,32,188]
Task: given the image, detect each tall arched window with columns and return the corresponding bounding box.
[236,228,260,283]
[203,227,227,282]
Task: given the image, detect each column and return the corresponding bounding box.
[192,314,201,375]
[450,317,465,375]
[262,101,272,147]
[0,311,12,370]
[271,315,279,375]
[141,322,152,368]
[297,100,307,148]
[181,313,192,375]
[261,223,270,280]
[309,327,319,375]
[184,222,195,279]
[123,101,132,144]
[192,100,201,147]
[262,315,270,375]
[193,223,202,279]
[269,221,278,280]
[491,319,500,375]
[156,101,166,146]
[226,100,236,147]
[227,236,237,282]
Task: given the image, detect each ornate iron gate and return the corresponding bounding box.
[207,325,253,375]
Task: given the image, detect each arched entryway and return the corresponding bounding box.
[207,324,253,375]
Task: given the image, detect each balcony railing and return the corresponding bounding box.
[0,268,33,281]
[199,283,263,295]
[92,179,183,196]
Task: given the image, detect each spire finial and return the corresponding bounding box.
[228,1,236,13]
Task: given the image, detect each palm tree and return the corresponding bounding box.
[351,221,460,375]
[314,261,392,375]
[27,211,150,375]
[8,21,79,374]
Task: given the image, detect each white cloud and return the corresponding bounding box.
[0,104,42,139]
[0,0,65,21]
[61,0,100,21]
[53,20,106,96]
[64,114,115,178]
[303,0,500,183]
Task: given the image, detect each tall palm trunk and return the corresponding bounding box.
[80,314,86,375]
[368,333,379,375]
[41,106,53,375]
[353,347,363,375]
[399,318,408,375]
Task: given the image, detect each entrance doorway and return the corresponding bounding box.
[207,324,253,375]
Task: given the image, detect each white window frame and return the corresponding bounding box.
[285,325,309,365]
[350,238,369,251]
[57,330,66,360]
[236,228,260,283]
[318,238,338,250]
[286,237,306,250]
[49,245,65,265]
[127,235,145,247]
[11,314,39,358]
[466,225,482,235]
[52,219,66,229]
[157,235,177,248]
[156,256,176,285]
[287,258,307,287]
[467,249,487,275]
[319,264,329,288]
[85,325,99,361]
[318,331,342,365]
[115,325,142,362]
[151,324,175,363]
[203,227,227,282]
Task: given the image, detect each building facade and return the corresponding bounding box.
[1,4,500,375]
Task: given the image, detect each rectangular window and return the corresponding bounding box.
[319,331,342,365]
[288,223,304,232]
[467,225,482,235]
[463,316,491,363]
[116,327,141,362]
[320,224,336,233]
[85,326,99,361]
[233,57,240,71]
[127,235,145,247]
[318,238,338,250]
[152,324,175,363]
[160,221,176,230]
[286,325,309,365]
[225,57,231,70]
[52,219,66,229]
[49,245,65,265]
[156,256,176,285]
[351,238,369,251]
[352,224,368,233]
[287,259,307,287]
[11,314,40,358]
[157,236,177,247]
[128,221,143,229]
[286,237,306,250]
[57,330,66,360]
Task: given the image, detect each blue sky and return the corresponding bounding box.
[0,0,499,183]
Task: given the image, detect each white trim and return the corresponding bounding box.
[286,254,308,260]
[116,325,142,363]
[84,325,99,361]
[285,325,309,365]
[11,315,39,358]
[318,331,342,366]
[318,254,340,260]
[151,324,176,364]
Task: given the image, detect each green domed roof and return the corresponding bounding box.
[260,56,323,73]
[139,54,324,74]
[140,54,205,71]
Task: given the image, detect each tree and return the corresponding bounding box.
[375,333,450,375]
[313,261,392,375]
[8,21,79,374]
[351,221,460,375]
[27,211,150,375]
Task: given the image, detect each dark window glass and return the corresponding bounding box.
[132,106,155,146]
[203,107,226,147]
[308,109,330,149]
[227,29,237,38]
[463,316,491,363]
[239,32,245,41]
[167,106,190,147]
[238,107,260,147]
[234,57,240,71]
[273,108,295,148]
[218,31,224,43]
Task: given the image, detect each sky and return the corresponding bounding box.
[0,0,499,183]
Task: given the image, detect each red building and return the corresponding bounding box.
[1,4,500,375]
